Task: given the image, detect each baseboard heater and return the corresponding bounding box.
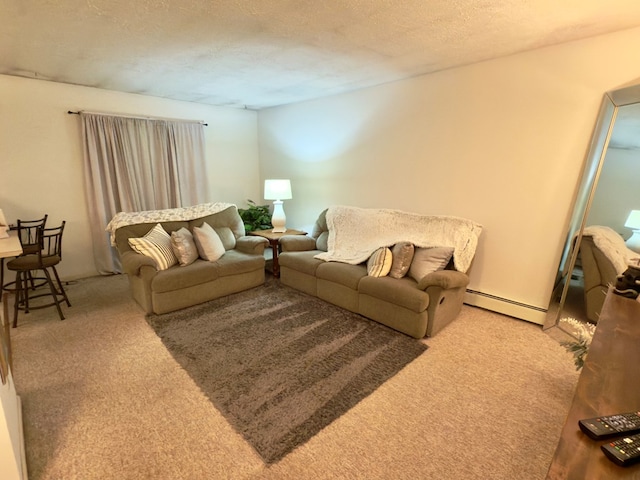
[464,289,547,325]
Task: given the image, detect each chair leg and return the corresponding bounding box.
[43,268,65,321]
[13,271,24,328]
[21,271,30,314]
[51,266,71,307]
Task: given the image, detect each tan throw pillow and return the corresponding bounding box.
[408,247,454,281]
[128,223,178,271]
[389,242,415,279]
[193,222,226,261]
[367,247,393,277]
[171,227,199,266]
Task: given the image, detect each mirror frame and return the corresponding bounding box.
[545,83,640,333]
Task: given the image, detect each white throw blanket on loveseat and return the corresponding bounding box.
[582,225,639,273]
[314,205,483,273]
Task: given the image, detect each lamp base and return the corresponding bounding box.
[626,230,640,253]
[271,200,287,233]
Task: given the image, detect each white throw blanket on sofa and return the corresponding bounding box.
[106,202,235,246]
[315,205,483,273]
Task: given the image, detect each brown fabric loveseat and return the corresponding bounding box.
[113,205,268,314]
[278,207,482,338]
[579,225,640,323]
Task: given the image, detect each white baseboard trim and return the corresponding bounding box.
[464,289,547,325]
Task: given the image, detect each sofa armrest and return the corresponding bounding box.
[417,270,469,290]
[280,235,317,252]
[120,250,157,276]
[236,236,268,255]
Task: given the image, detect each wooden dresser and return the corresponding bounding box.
[0,232,27,480]
[547,289,640,479]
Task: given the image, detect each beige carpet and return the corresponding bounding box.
[9,275,579,480]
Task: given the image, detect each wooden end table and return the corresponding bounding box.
[248,228,306,278]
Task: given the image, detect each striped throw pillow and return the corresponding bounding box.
[128,223,178,271]
[367,247,393,277]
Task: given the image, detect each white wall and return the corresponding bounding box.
[0,75,259,280]
[258,27,640,321]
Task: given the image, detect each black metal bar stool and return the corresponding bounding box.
[1,215,48,294]
[6,221,70,327]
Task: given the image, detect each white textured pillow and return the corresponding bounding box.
[408,247,454,281]
[128,223,178,271]
[171,227,199,266]
[193,222,226,261]
[367,247,393,277]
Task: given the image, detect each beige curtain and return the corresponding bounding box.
[81,113,209,274]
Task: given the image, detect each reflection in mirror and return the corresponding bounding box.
[545,83,640,337]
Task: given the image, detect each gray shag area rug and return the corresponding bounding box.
[146,280,428,464]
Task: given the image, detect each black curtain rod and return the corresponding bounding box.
[67,110,208,126]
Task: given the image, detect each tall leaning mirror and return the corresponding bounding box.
[545,82,640,334]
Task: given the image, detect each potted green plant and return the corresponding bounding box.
[238,200,272,234]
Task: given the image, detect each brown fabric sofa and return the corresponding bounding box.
[579,225,640,323]
[278,209,474,338]
[579,236,615,323]
[114,206,268,314]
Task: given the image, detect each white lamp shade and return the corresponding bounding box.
[264,179,292,200]
[625,210,640,230]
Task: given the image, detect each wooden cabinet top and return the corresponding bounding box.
[547,290,640,479]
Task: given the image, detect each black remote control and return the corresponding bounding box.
[579,411,640,440]
[602,433,640,467]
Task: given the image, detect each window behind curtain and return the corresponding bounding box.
[80,112,209,274]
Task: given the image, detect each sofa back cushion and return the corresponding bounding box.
[189,206,244,240]
[312,209,329,252]
[214,227,237,250]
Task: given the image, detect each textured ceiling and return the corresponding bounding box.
[3,1,640,109]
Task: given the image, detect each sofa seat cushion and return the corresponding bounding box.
[152,259,219,293]
[279,251,324,276]
[213,250,265,277]
[316,262,367,290]
[359,276,430,313]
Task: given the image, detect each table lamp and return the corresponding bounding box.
[624,210,640,252]
[264,179,292,233]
